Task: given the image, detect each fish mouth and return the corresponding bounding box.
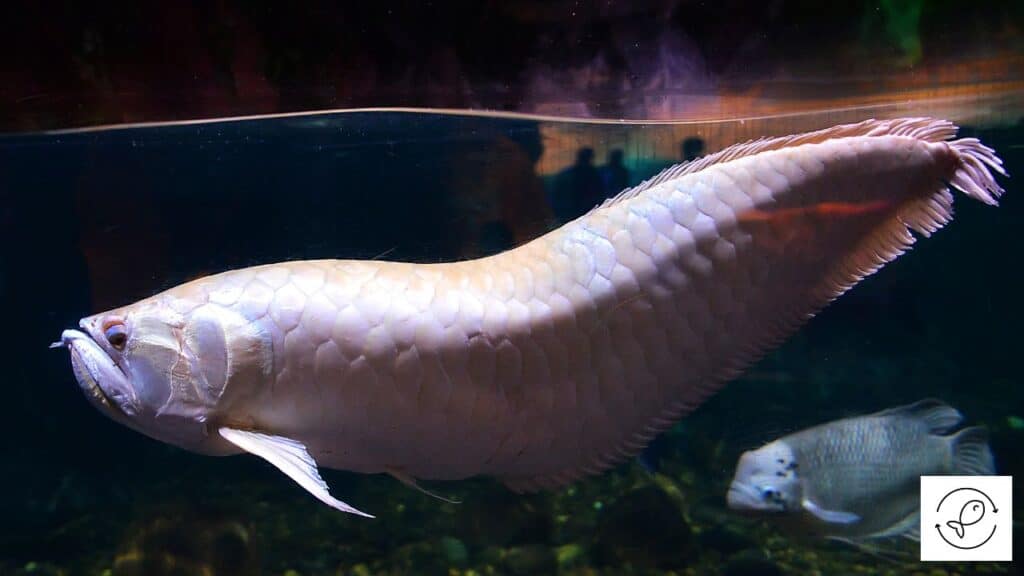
[726,483,764,511]
[59,329,124,416]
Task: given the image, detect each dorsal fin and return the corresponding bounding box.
[873,398,963,434]
[591,117,961,212]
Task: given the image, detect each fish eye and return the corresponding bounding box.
[761,487,779,500]
[103,319,128,350]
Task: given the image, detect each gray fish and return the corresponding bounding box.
[726,399,994,542]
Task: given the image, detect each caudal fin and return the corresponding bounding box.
[891,132,1007,242]
[947,138,1007,206]
[806,122,1008,326]
[950,426,996,476]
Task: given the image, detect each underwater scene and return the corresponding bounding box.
[3,2,1024,576]
[3,102,1021,575]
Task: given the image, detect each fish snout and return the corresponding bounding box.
[726,482,764,512]
[60,329,81,347]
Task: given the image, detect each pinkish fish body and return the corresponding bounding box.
[57,118,1007,516]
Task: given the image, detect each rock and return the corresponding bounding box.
[555,543,586,570]
[503,545,556,576]
[478,546,504,567]
[722,549,784,576]
[207,522,255,576]
[111,514,257,576]
[388,540,448,576]
[348,564,371,576]
[459,485,552,547]
[440,536,469,567]
[592,485,691,569]
[697,522,757,556]
[12,562,63,576]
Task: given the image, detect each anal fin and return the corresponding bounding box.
[386,468,461,504]
[219,427,373,518]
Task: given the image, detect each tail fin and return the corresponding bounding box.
[947,138,1007,206]
[896,135,1007,240]
[950,426,995,476]
[946,520,967,539]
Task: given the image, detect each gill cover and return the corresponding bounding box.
[138,303,271,420]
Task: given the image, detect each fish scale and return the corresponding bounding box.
[62,118,1006,513]
[240,132,940,476]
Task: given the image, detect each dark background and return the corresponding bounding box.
[2,0,1022,131]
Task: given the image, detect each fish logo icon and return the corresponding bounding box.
[935,488,998,550]
[920,475,1011,561]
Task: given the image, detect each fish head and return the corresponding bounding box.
[726,440,802,514]
[58,295,271,455]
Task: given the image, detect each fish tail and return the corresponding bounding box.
[950,426,995,475]
[947,137,1007,206]
[946,520,966,539]
[891,131,1007,242]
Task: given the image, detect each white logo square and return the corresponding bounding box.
[920,475,1012,562]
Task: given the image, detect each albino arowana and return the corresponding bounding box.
[56,118,1007,516]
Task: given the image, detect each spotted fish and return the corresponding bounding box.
[726,399,994,542]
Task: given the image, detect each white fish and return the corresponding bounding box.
[55,118,1007,517]
[726,399,995,542]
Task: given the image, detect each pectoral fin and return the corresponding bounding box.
[802,498,860,524]
[219,427,373,518]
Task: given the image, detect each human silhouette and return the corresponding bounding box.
[681,137,705,162]
[601,148,630,197]
[551,147,606,223]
